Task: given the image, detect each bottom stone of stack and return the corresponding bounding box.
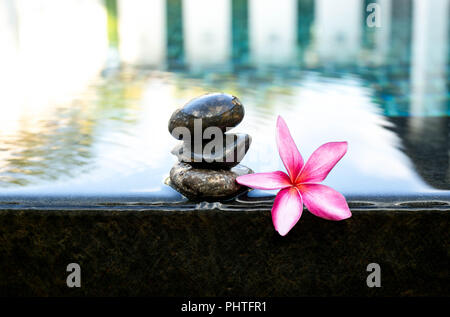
[169,162,253,201]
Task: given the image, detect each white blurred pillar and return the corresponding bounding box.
[315,0,362,63]
[182,0,231,71]
[410,0,449,116]
[249,0,297,67]
[0,0,19,60]
[0,0,19,93]
[5,0,108,105]
[118,0,166,67]
[0,0,20,135]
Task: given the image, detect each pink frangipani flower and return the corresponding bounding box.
[236,116,351,236]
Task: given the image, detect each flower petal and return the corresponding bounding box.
[298,184,351,221]
[276,116,304,182]
[271,187,303,236]
[236,171,292,190]
[297,142,347,183]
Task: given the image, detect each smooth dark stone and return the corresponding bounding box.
[169,162,253,200]
[168,93,244,139]
[171,133,252,169]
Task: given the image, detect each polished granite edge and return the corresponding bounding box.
[0,205,449,213]
[0,208,448,217]
[0,206,448,296]
[0,194,449,211]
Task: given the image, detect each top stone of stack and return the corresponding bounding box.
[168,93,245,138]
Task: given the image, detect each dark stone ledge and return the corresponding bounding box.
[0,205,448,296]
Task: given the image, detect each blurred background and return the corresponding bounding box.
[0,0,448,198]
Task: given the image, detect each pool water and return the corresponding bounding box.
[0,0,448,204]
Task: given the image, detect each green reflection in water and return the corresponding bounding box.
[232,0,249,66]
[105,0,119,48]
[0,107,95,186]
[0,72,146,187]
[166,0,184,69]
[297,0,314,63]
[362,0,376,49]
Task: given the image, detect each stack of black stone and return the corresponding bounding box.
[168,93,253,201]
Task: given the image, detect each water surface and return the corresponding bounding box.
[0,0,448,204]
